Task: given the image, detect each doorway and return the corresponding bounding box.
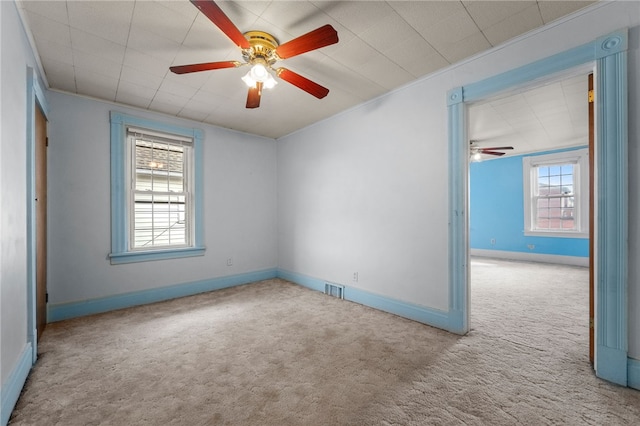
[447,29,629,385]
[466,71,593,359]
[27,68,50,362]
[35,105,48,340]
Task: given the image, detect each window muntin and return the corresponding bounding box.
[130,134,192,249]
[523,149,588,238]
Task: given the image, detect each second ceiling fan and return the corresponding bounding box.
[170,0,339,108]
[470,140,514,161]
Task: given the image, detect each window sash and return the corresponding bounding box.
[532,163,577,231]
[127,131,194,250]
[132,191,189,248]
[533,195,576,230]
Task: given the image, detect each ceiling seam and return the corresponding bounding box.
[64,0,77,93]
[536,1,544,24]
[174,2,209,119]
[384,0,452,75]
[460,1,492,49]
[114,0,138,106]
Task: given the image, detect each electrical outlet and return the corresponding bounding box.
[226,258,233,266]
[353,272,358,282]
[490,238,496,245]
[527,244,535,250]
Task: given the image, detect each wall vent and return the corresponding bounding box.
[324,282,345,299]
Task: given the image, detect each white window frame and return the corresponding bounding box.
[109,112,205,264]
[127,128,193,250]
[522,148,589,238]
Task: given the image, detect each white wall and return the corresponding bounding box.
[47,92,277,304]
[278,86,450,310]
[0,0,40,392]
[277,1,640,358]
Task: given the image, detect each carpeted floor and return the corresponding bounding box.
[9,258,640,425]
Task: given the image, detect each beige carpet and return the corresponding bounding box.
[9,259,640,425]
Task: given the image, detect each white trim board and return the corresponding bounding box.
[470,249,589,267]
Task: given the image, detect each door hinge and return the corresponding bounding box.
[46,137,49,147]
[46,293,49,303]
[589,318,594,329]
[588,89,594,103]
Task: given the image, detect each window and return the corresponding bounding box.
[523,149,588,238]
[110,112,205,264]
[534,164,576,231]
[130,129,190,249]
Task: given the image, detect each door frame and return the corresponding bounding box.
[26,67,50,364]
[447,30,628,385]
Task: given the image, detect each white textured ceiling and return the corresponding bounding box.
[18,0,595,140]
[468,72,590,159]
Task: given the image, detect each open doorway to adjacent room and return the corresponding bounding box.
[466,69,594,363]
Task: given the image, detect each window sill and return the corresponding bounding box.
[523,230,588,239]
[109,246,206,265]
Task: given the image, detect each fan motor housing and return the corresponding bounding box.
[243,31,279,65]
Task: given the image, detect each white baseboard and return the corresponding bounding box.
[470,249,589,267]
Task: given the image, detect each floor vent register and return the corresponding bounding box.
[324,282,345,299]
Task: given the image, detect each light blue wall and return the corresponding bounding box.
[470,147,589,257]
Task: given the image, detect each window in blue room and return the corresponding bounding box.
[522,149,588,238]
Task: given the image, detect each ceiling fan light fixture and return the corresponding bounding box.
[263,74,277,89]
[250,63,268,81]
[242,63,278,89]
[241,70,256,87]
[471,152,483,162]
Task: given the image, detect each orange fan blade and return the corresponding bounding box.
[170,61,240,74]
[276,68,329,99]
[275,24,338,59]
[246,82,263,109]
[190,0,250,49]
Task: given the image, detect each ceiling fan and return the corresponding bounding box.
[170,0,339,109]
[470,140,513,161]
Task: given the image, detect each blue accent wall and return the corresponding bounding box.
[470,147,589,257]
